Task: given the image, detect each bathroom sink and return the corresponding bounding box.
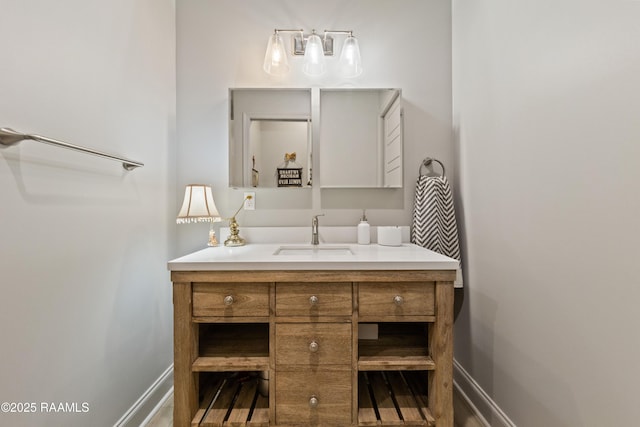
[273,245,354,256]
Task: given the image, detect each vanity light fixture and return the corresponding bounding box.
[302,30,326,76]
[263,31,290,76]
[176,184,222,247]
[263,29,362,77]
[339,32,363,77]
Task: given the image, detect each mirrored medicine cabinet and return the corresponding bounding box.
[228,87,402,189]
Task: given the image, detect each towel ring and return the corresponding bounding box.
[419,157,445,177]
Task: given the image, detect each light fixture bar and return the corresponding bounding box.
[324,30,354,36]
[292,30,334,56]
[274,28,304,34]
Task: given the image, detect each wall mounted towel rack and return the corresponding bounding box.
[419,157,445,177]
[0,127,144,170]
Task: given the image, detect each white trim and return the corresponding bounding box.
[113,364,174,427]
[453,359,517,427]
[454,379,491,427]
[140,387,174,426]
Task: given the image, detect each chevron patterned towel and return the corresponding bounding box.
[411,174,463,286]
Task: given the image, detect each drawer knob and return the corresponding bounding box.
[224,295,235,306]
[309,341,319,353]
[309,396,319,408]
[393,295,404,306]
[309,295,319,306]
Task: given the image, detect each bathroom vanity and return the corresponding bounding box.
[168,243,457,427]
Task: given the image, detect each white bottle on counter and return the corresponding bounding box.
[357,210,370,245]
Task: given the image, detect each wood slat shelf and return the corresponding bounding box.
[358,355,435,371]
[358,371,434,427]
[192,373,269,427]
[358,315,437,323]
[193,357,269,372]
[193,316,270,324]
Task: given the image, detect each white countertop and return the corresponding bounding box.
[168,243,460,271]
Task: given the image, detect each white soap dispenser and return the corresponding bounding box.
[357,210,371,245]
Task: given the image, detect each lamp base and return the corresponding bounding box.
[224,216,246,247]
[224,234,246,247]
[208,229,219,247]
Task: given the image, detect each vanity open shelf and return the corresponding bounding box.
[194,324,270,372]
[171,269,455,427]
[358,323,435,371]
[193,372,269,427]
[358,371,435,426]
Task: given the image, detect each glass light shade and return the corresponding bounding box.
[339,35,362,77]
[176,184,221,224]
[303,34,326,76]
[263,33,290,76]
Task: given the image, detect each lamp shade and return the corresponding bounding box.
[339,35,362,77]
[303,33,326,76]
[176,184,221,224]
[263,32,290,76]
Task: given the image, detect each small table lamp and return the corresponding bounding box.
[176,184,222,246]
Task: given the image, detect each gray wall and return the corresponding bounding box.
[453,1,640,425]
[176,0,453,254]
[0,1,176,426]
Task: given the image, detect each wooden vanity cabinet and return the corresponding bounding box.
[171,270,455,427]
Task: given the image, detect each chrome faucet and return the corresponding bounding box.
[311,214,324,245]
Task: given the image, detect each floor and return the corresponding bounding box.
[145,388,485,427]
[145,393,172,427]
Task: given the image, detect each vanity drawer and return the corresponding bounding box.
[275,323,352,366]
[275,282,352,317]
[276,368,352,426]
[358,282,435,317]
[192,282,269,317]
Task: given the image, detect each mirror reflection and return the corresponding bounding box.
[229,88,312,188]
[249,119,311,188]
[319,88,402,188]
[228,88,402,189]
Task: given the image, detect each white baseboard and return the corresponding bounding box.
[453,359,517,427]
[114,364,174,427]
